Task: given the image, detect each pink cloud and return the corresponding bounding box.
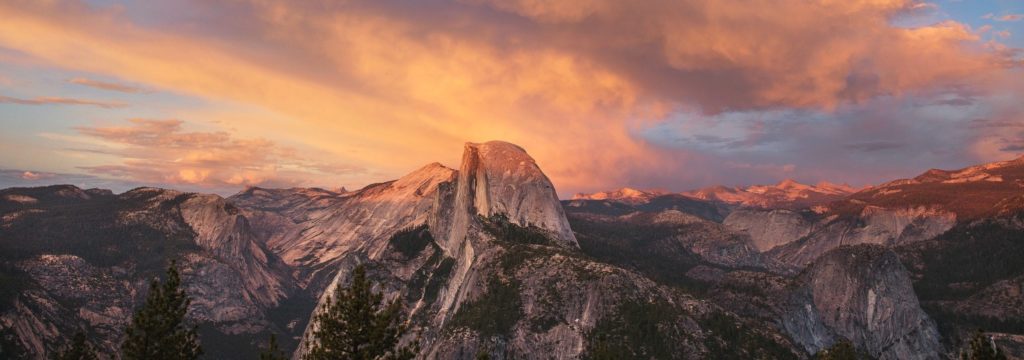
[997,14,1023,22]
[74,119,362,189]
[68,77,148,93]
[20,171,44,180]
[0,95,126,109]
[0,0,1019,194]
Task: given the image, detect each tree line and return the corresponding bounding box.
[48,262,416,360]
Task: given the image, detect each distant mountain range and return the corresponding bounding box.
[2,144,1023,359]
[573,179,859,210]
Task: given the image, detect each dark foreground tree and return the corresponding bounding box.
[815,340,857,360]
[304,264,417,360]
[54,332,98,360]
[259,334,288,360]
[0,325,28,359]
[962,329,1007,360]
[121,260,202,360]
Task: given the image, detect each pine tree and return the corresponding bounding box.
[475,349,491,360]
[962,329,1007,360]
[0,325,28,359]
[53,332,98,360]
[121,260,202,360]
[304,264,417,360]
[259,334,288,360]
[815,340,857,360]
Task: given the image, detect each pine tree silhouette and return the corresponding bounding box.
[121,260,202,360]
[304,264,417,360]
[962,329,1007,360]
[259,334,288,360]
[53,332,98,360]
[815,340,856,360]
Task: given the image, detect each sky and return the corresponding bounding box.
[0,0,1023,196]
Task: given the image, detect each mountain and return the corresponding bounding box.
[831,155,1024,220]
[780,245,943,359]
[717,157,1024,353]
[292,141,786,358]
[571,187,666,204]
[3,145,1023,359]
[567,178,857,222]
[726,156,1024,267]
[229,163,456,288]
[0,186,298,358]
[684,179,857,210]
[564,193,727,222]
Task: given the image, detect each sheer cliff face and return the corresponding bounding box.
[299,141,595,357]
[443,141,577,252]
[782,245,943,360]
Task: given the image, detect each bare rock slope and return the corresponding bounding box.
[781,245,943,359]
[0,186,296,358]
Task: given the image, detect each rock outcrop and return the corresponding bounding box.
[0,186,298,358]
[231,163,456,286]
[781,245,943,359]
[724,209,816,252]
[443,141,577,252]
[297,141,587,357]
[764,206,956,267]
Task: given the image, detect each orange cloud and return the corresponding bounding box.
[74,119,362,189]
[20,171,46,181]
[68,77,147,93]
[0,0,1015,193]
[0,94,126,109]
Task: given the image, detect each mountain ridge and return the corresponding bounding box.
[3,145,1024,359]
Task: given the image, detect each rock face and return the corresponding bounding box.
[0,186,297,358]
[724,209,816,252]
[231,163,456,286]
[446,141,577,251]
[178,193,294,311]
[781,245,943,359]
[764,206,956,268]
[566,208,763,274]
[298,141,592,358]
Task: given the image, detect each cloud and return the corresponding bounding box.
[20,171,50,180]
[72,119,363,191]
[845,141,906,152]
[968,118,1024,129]
[0,94,126,108]
[68,77,148,93]
[0,0,1019,194]
[1000,144,1024,152]
[996,14,1023,22]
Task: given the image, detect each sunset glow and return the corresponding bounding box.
[1,0,1022,195]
